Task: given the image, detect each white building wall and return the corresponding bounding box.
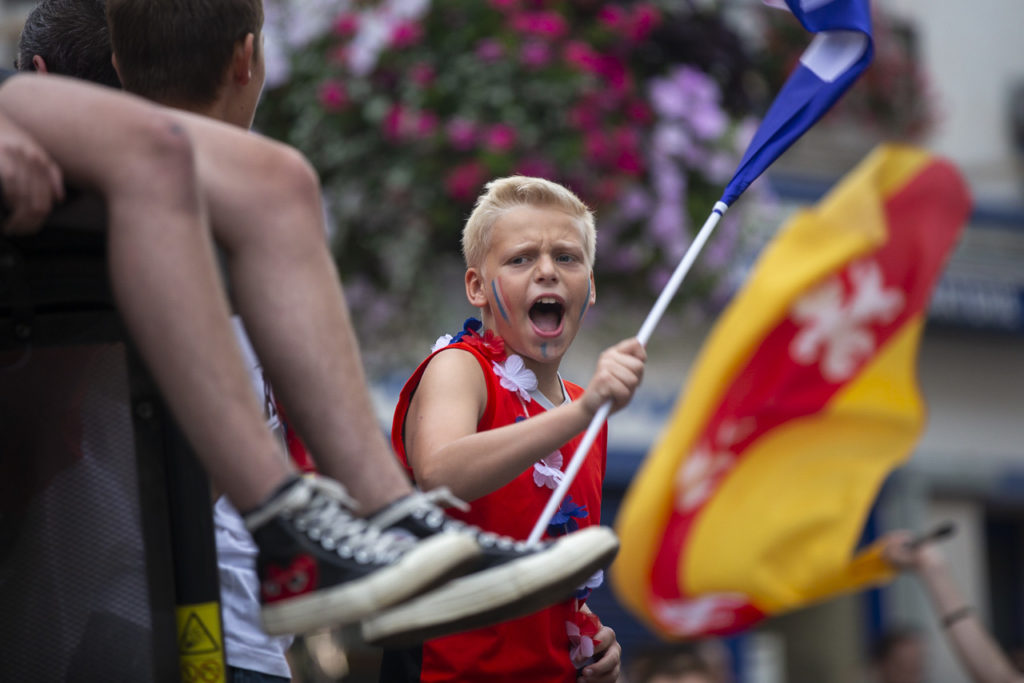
[882,0,1024,203]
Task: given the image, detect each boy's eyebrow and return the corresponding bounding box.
[502,239,585,253]
[550,240,586,252]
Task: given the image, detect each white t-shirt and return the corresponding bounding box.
[216,317,292,677]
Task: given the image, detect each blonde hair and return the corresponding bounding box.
[461,176,596,269]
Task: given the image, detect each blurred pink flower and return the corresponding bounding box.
[391,20,423,49]
[475,38,505,62]
[628,4,661,42]
[415,111,439,138]
[331,13,358,38]
[317,80,349,111]
[569,96,603,131]
[597,6,627,29]
[446,117,478,151]
[446,161,487,201]
[626,99,653,124]
[612,128,644,174]
[520,41,552,68]
[512,11,568,39]
[483,123,518,152]
[409,62,436,87]
[563,41,602,74]
[384,105,438,141]
[515,157,557,179]
[382,104,408,140]
[599,56,630,93]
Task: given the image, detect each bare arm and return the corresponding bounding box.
[0,108,64,235]
[405,338,645,501]
[884,531,1024,683]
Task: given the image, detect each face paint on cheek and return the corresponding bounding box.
[491,279,511,324]
[578,279,591,323]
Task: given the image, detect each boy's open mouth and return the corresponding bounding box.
[529,297,564,334]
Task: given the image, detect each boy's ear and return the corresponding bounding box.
[465,267,488,308]
[588,271,597,306]
[232,33,256,84]
[30,55,50,73]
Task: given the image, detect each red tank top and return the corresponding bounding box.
[385,335,607,682]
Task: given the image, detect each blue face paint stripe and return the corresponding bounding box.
[491,280,510,323]
[578,279,591,323]
[541,342,548,359]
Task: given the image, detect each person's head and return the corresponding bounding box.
[15,0,121,88]
[871,627,926,683]
[106,0,265,126]
[462,176,598,366]
[629,646,718,683]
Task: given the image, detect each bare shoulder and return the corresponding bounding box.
[414,347,488,414]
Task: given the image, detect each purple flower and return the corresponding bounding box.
[650,155,685,202]
[618,187,652,220]
[648,66,728,140]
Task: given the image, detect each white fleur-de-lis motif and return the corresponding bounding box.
[789,259,904,382]
[493,354,537,402]
[653,593,748,636]
[533,451,565,489]
[674,443,733,513]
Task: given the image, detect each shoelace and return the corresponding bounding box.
[293,477,416,565]
[373,487,537,553]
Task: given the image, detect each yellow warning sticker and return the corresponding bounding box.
[176,602,225,683]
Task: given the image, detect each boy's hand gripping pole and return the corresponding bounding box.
[528,202,729,545]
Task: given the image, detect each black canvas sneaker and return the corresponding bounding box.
[245,476,479,635]
[360,488,619,647]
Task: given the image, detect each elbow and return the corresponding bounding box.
[415,461,478,502]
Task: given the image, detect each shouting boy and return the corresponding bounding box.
[370,176,646,682]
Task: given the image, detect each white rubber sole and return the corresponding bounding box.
[261,531,479,635]
[360,526,619,647]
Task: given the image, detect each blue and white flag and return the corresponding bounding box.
[720,0,873,206]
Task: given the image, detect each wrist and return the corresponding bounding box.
[941,605,975,628]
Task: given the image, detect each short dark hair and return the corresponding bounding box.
[871,625,923,663]
[16,0,121,88]
[629,644,714,683]
[106,0,263,106]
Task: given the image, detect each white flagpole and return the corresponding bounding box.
[527,201,730,545]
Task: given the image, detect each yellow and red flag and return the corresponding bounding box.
[612,145,972,638]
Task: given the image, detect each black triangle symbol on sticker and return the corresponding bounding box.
[179,611,220,655]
